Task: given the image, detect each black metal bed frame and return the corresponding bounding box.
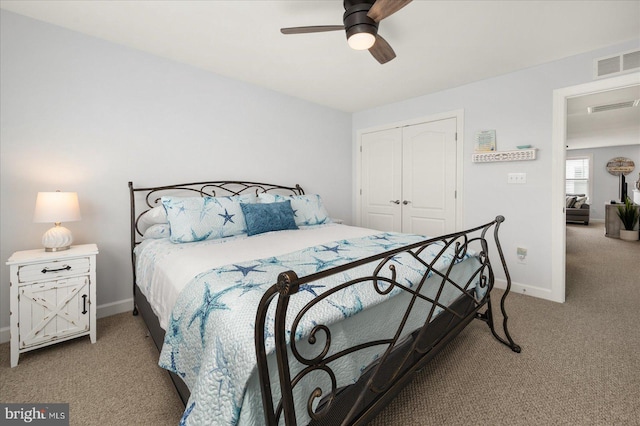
[128,180,520,425]
[128,180,305,405]
[255,216,521,425]
[129,180,305,313]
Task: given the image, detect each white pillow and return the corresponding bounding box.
[142,223,170,240]
[138,206,168,234]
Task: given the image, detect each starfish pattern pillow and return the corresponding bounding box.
[257,193,332,227]
[162,194,255,243]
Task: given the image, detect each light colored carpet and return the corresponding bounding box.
[1,222,638,425]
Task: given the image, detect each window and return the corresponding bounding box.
[566,156,591,199]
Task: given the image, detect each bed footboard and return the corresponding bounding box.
[255,216,520,426]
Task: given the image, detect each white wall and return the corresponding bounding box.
[568,127,639,150]
[353,39,640,301]
[2,10,638,338]
[0,11,353,337]
[568,145,640,220]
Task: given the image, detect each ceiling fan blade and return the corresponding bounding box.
[280,25,344,35]
[367,0,413,22]
[369,34,396,64]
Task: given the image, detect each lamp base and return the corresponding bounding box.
[42,224,74,252]
[44,246,71,252]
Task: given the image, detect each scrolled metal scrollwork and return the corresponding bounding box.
[130,180,304,242]
[252,215,521,425]
[305,366,338,421]
[452,234,470,260]
[476,250,491,290]
[371,258,399,295]
[291,322,332,366]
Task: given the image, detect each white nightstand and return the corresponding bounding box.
[6,244,98,367]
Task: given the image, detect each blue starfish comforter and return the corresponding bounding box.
[151,228,480,425]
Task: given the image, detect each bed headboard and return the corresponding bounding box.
[128,180,304,277]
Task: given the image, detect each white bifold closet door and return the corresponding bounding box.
[361,118,457,236]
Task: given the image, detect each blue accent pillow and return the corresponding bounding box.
[257,193,332,227]
[241,201,298,236]
[162,194,256,243]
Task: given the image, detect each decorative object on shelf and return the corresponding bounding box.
[33,191,81,252]
[606,157,635,202]
[472,148,537,163]
[516,144,532,149]
[616,196,639,241]
[635,172,640,191]
[474,129,496,152]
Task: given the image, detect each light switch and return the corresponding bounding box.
[508,173,527,184]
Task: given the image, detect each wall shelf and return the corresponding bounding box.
[472,149,537,163]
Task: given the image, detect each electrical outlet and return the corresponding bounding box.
[517,247,527,263]
[508,173,527,184]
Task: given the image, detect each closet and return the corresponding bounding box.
[360,117,457,236]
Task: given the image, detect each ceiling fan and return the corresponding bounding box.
[280,0,412,64]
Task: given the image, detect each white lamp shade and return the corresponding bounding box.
[33,192,81,223]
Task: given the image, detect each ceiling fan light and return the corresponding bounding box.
[348,32,376,50]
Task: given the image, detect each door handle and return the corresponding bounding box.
[403,200,411,205]
[390,200,400,205]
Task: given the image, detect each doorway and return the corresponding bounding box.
[551,73,640,303]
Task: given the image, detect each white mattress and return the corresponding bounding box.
[135,223,483,425]
[134,223,379,330]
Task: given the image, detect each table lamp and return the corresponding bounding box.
[33,191,81,252]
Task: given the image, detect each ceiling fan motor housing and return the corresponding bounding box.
[343,2,379,41]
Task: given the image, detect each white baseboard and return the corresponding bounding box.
[493,278,560,302]
[0,327,8,345]
[0,298,134,344]
[96,298,134,319]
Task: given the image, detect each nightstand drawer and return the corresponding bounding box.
[18,257,90,283]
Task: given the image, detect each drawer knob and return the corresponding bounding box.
[41,265,71,274]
